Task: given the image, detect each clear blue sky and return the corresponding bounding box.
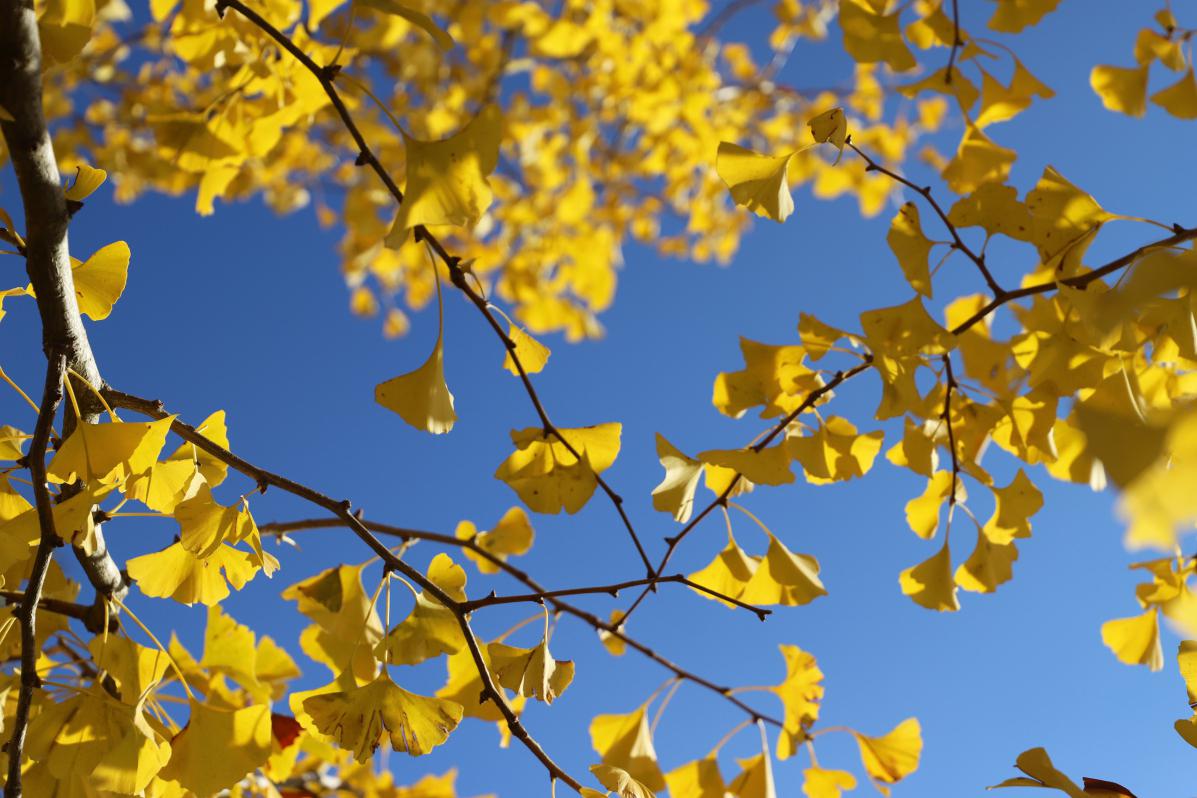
[2,1,1196,795]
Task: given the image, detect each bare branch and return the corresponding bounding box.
[4,352,65,798]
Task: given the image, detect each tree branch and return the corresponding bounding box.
[210,0,654,578]
[4,352,65,798]
[0,0,129,631]
[0,590,118,630]
[260,516,785,727]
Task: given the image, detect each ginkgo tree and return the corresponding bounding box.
[1,0,1196,797]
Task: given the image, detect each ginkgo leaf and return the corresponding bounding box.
[0,426,29,461]
[174,484,255,558]
[385,104,502,242]
[590,705,666,792]
[698,445,794,486]
[808,107,847,164]
[591,764,657,798]
[495,423,621,514]
[127,541,260,606]
[899,540,960,611]
[126,409,229,513]
[904,470,960,540]
[886,202,934,297]
[48,415,175,485]
[740,532,828,607]
[787,416,883,484]
[380,554,466,666]
[198,605,300,703]
[1025,166,1113,272]
[456,506,534,573]
[798,314,846,361]
[715,143,796,223]
[503,324,551,375]
[1074,374,1166,489]
[282,562,383,683]
[1090,64,1150,117]
[688,530,759,608]
[989,747,1085,797]
[987,0,1061,32]
[983,469,1043,544]
[436,644,507,722]
[489,638,575,704]
[942,126,1016,194]
[88,634,170,705]
[651,434,704,523]
[1,482,114,555]
[860,296,950,357]
[947,183,1033,242]
[727,753,777,798]
[160,700,271,796]
[803,768,857,798]
[304,671,463,761]
[955,524,1018,594]
[357,0,453,50]
[840,0,916,72]
[854,718,922,785]
[665,756,726,798]
[975,60,1054,128]
[886,420,938,477]
[64,163,108,202]
[1150,68,1197,119]
[772,645,824,760]
[1101,608,1163,671]
[713,338,824,419]
[376,328,457,434]
[73,241,130,321]
[599,610,627,657]
[89,695,173,794]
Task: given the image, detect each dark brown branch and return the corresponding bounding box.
[847,140,1004,297]
[4,352,65,798]
[940,354,961,506]
[0,590,118,631]
[260,517,785,727]
[0,0,128,631]
[620,359,874,623]
[459,574,771,620]
[949,225,1197,335]
[945,0,963,83]
[103,389,584,792]
[212,0,653,578]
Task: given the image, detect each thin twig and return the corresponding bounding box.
[0,590,118,630]
[940,354,961,505]
[210,0,654,578]
[4,352,65,798]
[259,517,785,727]
[847,140,1004,296]
[945,0,963,83]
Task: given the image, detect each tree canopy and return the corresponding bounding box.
[1,0,1196,797]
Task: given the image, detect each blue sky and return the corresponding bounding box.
[3,1,1197,796]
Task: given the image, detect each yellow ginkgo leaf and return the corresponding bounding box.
[854,718,922,785]
[787,416,884,484]
[698,445,794,486]
[840,0,916,72]
[1151,68,1197,119]
[983,469,1043,544]
[808,107,847,164]
[38,0,95,64]
[376,330,456,434]
[457,506,534,573]
[989,747,1085,797]
[1,482,114,555]
[1025,166,1112,272]
[590,705,666,792]
[886,419,938,477]
[357,0,453,50]
[1101,608,1163,671]
[379,554,466,666]
[955,524,1018,594]
[174,484,254,557]
[385,104,502,243]
[1180,640,1197,705]
[1090,64,1150,117]
[665,756,726,798]
[651,434,703,522]
[904,470,960,540]
[63,163,108,202]
[599,610,627,657]
[803,768,857,798]
[88,634,170,706]
[436,644,508,722]
[591,764,657,798]
[715,142,796,223]
[160,700,271,796]
[127,541,260,606]
[899,540,960,611]
[713,338,823,419]
[489,638,575,704]
[942,125,1016,194]
[494,423,622,514]
[72,241,130,321]
[198,605,300,703]
[1074,374,1167,489]
[947,182,1033,242]
[304,671,463,761]
[688,530,759,608]
[798,314,846,361]
[727,754,776,798]
[740,532,827,607]
[886,203,934,297]
[860,296,951,357]
[283,562,383,683]
[772,645,824,760]
[503,324,551,375]
[47,415,175,485]
[975,60,1054,128]
[126,409,229,513]
[987,0,1061,33]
